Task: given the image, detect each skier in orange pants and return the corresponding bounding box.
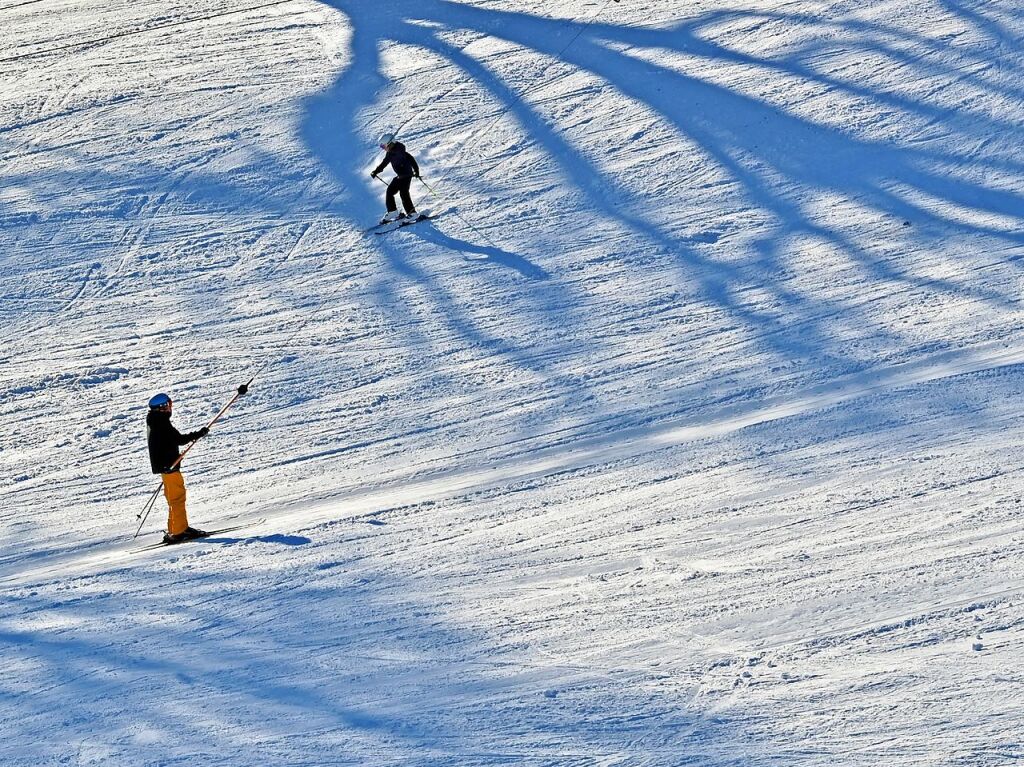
[146,393,209,544]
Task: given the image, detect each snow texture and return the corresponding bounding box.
[3,0,1024,764]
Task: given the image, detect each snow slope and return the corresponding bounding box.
[3,0,1024,763]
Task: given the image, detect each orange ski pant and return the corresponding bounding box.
[162,471,189,535]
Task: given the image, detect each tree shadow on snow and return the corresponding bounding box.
[300,0,1024,430]
[0,553,723,764]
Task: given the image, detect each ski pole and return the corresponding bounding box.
[134,481,166,539]
[416,176,440,198]
[133,381,252,538]
[135,483,164,533]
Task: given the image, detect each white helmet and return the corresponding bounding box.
[376,132,395,148]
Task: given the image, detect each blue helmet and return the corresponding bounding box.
[148,392,172,409]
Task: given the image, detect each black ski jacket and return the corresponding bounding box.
[147,410,204,474]
[373,142,419,179]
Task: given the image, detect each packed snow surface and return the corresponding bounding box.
[3,0,1024,764]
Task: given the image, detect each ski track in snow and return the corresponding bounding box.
[3,0,1024,764]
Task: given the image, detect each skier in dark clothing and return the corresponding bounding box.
[146,393,209,544]
[371,132,420,224]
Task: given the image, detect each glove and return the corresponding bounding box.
[237,383,249,396]
[197,427,210,438]
[370,171,378,179]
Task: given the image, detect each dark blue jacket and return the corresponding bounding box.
[373,142,419,179]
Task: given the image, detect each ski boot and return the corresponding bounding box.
[162,526,208,545]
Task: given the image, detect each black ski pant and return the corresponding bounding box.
[386,176,416,214]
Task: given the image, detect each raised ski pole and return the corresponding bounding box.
[133,380,252,539]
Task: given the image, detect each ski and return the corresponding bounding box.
[132,519,266,553]
[363,213,425,233]
[372,213,437,235]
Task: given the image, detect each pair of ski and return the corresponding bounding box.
[365,212,437,235]
[133,519,265,553]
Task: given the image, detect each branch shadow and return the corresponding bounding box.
[315,18,1024,530]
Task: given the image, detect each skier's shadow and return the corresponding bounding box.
[256,534,313,546]
[195,534,312,546]
[409,224,550,281]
